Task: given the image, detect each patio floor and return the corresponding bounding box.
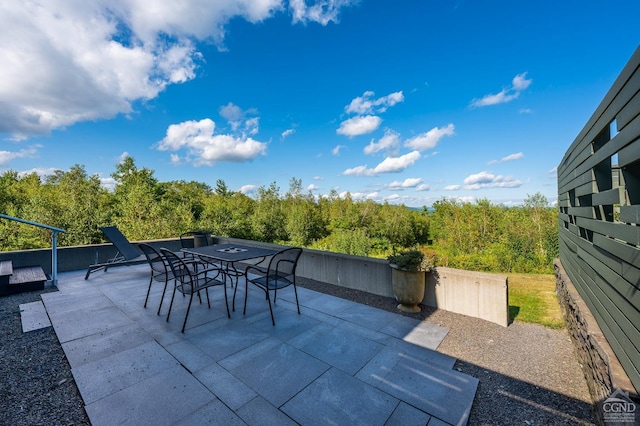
[26,264,478,425]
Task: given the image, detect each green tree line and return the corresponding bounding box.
[0,157,558,273]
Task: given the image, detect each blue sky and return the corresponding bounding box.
[1,1,638,207]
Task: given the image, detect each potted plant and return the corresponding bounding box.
[387,249,432,313]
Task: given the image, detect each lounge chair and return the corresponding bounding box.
[84,226,146,279]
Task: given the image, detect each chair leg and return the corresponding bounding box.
[181,292,195,333]
[232,276,238,311]
[293,283,301,315]
[157,280,169,315]
[144,276,153,308]
[266,290,275,326]
[166,283,178,322]
[222,285,230,318]
[243,280,249,315]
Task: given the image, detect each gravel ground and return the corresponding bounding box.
[0,288,90,425]
[1,281,597,425]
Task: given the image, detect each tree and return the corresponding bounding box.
[214,179,230,197]
[283,178,326,246]
[372,203,415,249]
[159,180,212,229]
[0,171,46,249]
[110,157,166,240]
[251,182,286,242]
[39,165,109,245]
[524,192,552,270]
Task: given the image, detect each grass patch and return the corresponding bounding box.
[508,273,565,329]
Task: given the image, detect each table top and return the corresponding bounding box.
[181,243,278,262]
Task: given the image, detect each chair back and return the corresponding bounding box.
[101,226,143,260]
[267,247,302,280]
[180,231,211,249]
[138,243,167,276]
[160,248,193,284]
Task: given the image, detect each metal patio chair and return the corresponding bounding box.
[242,247,303,325]
[161,248,230,333]
[139,243,176,315]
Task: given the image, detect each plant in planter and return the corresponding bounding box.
[387,249,433,313]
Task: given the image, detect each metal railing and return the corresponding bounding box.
[0,214,66,286]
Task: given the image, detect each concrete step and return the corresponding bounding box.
[0,264,48,296]
[0,260,12,285]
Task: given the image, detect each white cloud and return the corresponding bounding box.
[239,184,259,195]
[342,165,369,176]
[169,154,182,165]
[17,166,56,178]
[281,128,296,140]
[416,183,431,191]
[471,90,518,107]
[372,151,421,173]
[118,152,130,164]
[463,171,522,189]
[345,91,404,115]
[0,1,354,140]
[336,115,382,137]
[100,176,117,191]
[332,145,347,156]
[218,102,260,135]
[246,117,260,135]
[488,152,524,164]
[404,124,455,151]
[219,102,244,123]
[342,191,379,201]
[156,118,267,165]
[501,152,524,162]
[343,151,421,176]
[290,0,358,25]
[387,178,423,190]
[364,129,400,156]
[0,147,38,166]
[512,73,532,91]
[307,184,319,191]
[443,185,460,190]
[470,72,532,108]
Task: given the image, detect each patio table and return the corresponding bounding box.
[181,243,278,309]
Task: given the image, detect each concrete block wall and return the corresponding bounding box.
[296,248,509,326]
[295,248,394,298]
[0,239,182,276]
[425,267,509,327]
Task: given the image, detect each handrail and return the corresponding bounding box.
[0,213,66,286]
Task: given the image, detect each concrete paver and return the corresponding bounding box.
[35,264,478,425]
[19,300,51,332]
